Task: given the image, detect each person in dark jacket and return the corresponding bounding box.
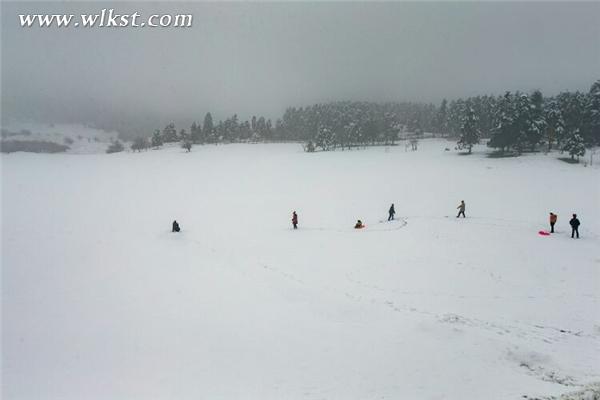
[292,211,298,229]
[388,203,396,221]
[172,220,180,232]
[456,200,466,218]
[569,214,580,238]
[354,220,364,229]
[549,212,557,233]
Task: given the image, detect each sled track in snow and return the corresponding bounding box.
[298,217,408,233]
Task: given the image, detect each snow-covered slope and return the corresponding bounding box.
[2,140,599,399]
[1,122,121,154]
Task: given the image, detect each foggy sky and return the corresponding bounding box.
[2,1,599,134]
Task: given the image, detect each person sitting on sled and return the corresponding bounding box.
[172,220,181,232]
[354,220,364,229]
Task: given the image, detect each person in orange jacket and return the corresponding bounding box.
[549,212,557,233]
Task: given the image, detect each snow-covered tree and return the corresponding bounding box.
[436,99,449,135]
[190,121,202,144]
[106,140,124,154]
[131,137,148,152]
[203,113,214,143]
[557,91,586,146]
[562,132,586,160]
[544,98,565,151]
[162,123,178,143]
[525,90,546,151]
[447,99,465,137]
[151,129,163,148]
[512,93,532,153]
[489,92,516,153]
[457,102,480,154]
[586,80,600,146]
[314,125,334,151]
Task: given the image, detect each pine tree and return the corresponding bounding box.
[457,102,480,154]
[436,99,449,136]
[179,129,188,141]
[162,123,178,143]
[544,98,565,151]
[131,137,148,152]
[489,93,512,153]
[477,95,497,138]
[191,121,202,144]
[526,90,546,151]
[562,132,586,160]
[447,100,465,137]
[106,140,124,154]
[239,121,252,141]
[315,125,335,151]
[151,129,163,148]
[586,80,600,146]
[557,91,586,147]
[513,93,531,154]
[203,112,214,143]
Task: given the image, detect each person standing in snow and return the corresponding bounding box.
[172,220,180,232]
[456,200,466,218]
[549,212,557,233]
[292,211,298,229]
[569,214,580,238]
[388,203,396,221]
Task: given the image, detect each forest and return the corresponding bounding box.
[135,80,599,159]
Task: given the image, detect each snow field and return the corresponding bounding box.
[2,140,599,399]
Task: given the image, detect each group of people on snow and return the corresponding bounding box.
[286,202,583,237]
[170,202,582,239]
[549,213,581,239]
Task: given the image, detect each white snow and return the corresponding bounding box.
[2,140,599,399]
[2,122,121,154]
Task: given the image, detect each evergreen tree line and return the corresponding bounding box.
[130,80,599,158]
[282,101,437,151]
[450,80,599,158]
[131,112,280,152]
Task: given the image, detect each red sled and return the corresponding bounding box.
[538,230,551,236]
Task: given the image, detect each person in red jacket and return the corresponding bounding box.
[292,211,298,229]
[549,212,557,233]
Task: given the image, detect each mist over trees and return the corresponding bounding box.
[139,80,599,156]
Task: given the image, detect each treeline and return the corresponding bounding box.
[130,112,281,152]
[131,80,599,158]
[1,140,69,153]
[282,101,437,151]
[449,81,599,158]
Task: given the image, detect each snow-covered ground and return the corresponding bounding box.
[1,122,121,154]
[2,140,599,399]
